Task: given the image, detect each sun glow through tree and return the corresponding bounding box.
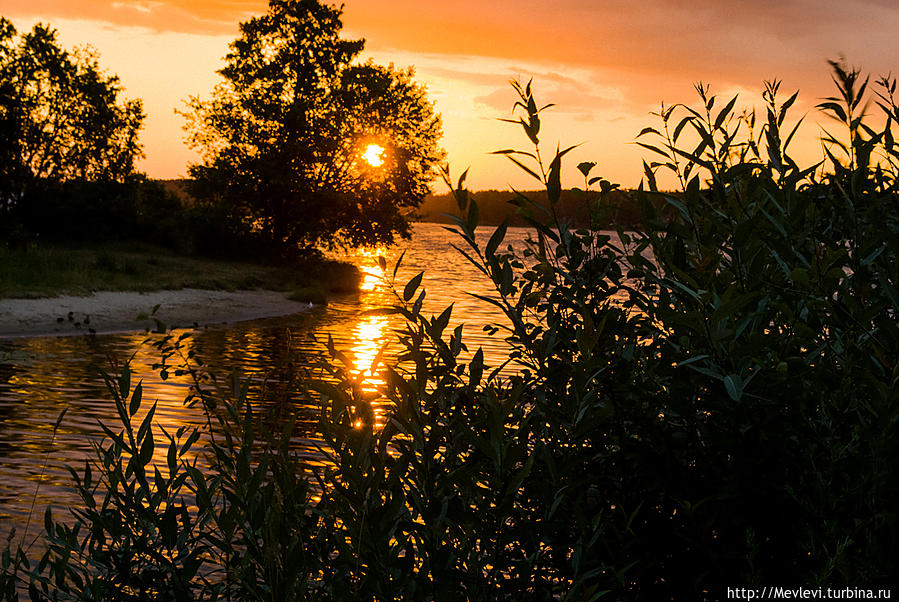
[363,144,385,167]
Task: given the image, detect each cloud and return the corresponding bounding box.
[3,0,264,34]
[9,0,899,93]
[473,71,625,116]
[344,0,899,105]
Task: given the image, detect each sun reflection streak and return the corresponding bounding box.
[359,267,381,292]
[349,315,388,427]
[321,243,399,430]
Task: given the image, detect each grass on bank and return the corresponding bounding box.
[0,243,360,301]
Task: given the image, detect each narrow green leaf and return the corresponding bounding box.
[547,146,563,205]
[456,167,468,191]
[714,95,738,130]
[636,141,671,159]
[431,304,453,339]
[486,221,508,258]
[467,198,480,231]
[53,408,68,433]
[676,354,711,367]
[137,402,157,447]
[139,427,155,466]
[672,115,692,143]
[637,127,661,138]
[97,419,131,453]
[504,154,544,183]
[779,90,799,126]
[723,374,744,401]
[642,160,658,192]
[129,381,143,417]
[392,250,406,281]
[817,101,847,122]
[403,272,424,302]
[469,347,484,388]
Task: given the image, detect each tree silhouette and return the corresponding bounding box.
[0,18,144,223]
[183,0,444,256]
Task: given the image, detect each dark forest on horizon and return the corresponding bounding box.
[158,178,648,230]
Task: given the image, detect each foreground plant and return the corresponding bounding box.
[316,64,899,597]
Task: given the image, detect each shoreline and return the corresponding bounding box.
[0,288,315,339]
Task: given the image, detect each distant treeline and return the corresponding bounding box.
[3,176,248,258]
[417,188,653,228]
[159,180,664,231]
[158,181,666,231]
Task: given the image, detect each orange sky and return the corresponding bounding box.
[5,0,899,190]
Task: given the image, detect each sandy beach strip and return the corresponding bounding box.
[0,289,314,339]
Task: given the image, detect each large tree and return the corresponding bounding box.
[0,18,144,220]
[183,0,444,255]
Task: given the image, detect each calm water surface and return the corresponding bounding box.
[0,223,573,541]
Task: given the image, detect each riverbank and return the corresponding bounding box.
[0,243,359,299]
[0,243,361,337]
[0,288,316,339]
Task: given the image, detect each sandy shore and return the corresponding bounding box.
[0,289,314,339]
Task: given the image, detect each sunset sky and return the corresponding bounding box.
[4,0,899,190]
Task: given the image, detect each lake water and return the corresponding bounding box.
[0,222,572,543]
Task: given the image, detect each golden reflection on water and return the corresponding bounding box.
[351,315,388,390]
[349,314,389,427]
[341,249,394,429]
[354,246,390,293]
[359,267,381,292]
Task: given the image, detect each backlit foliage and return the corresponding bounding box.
[182,0,444,256]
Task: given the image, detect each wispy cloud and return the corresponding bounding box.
[4,0,264,34]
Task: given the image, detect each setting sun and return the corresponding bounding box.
[362,144,385,167]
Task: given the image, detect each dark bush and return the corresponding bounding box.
[9,176,200,254]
